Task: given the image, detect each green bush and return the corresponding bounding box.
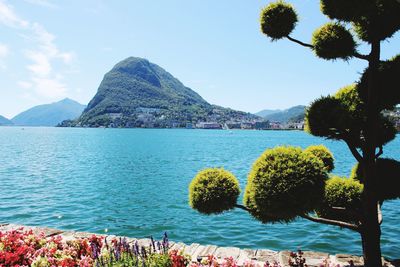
[316,176,363,223]
[334,84,364,114]
[320,0,369,21]
[333,84,396,147]
[312,23,356,60]
[189,168,240,214]
[306,85,396,147]
[305,96,348,139]
[351,158,400,201]
[304,145,335,172]
[358,55,400,110]
[260,1,298,40]
[243,146,327,223]
[353,0,400,42]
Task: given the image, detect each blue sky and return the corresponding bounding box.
[0,0,399,118]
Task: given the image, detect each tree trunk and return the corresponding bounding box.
[360,181,382,267]
[361,38,383,267]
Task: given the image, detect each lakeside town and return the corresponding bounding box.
[88,107,400,131]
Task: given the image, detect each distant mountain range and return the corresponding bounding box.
[11,98,86,126]
[0,115,13,126]
[65,57,258,128]
[256,105,306,123]
[255,109,281,118]
[3,57,307,128]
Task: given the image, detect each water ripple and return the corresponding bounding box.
[0,127,398,259]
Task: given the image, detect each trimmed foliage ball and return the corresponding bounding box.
[353,0,400,42]
[333,84,365,142]
[316,176,363,224]
[305,96,348,139]
[189,168,240,214]
[375,116,397,147]
[304,145,335,172]
[334,84,364,114]
[358,55,400,110]
[351,158,400,201]
[306,85,396,147]
[243,146,328,223]
[312,23,356,60]
[333,84,396,147]
[260,1,298,40]
[320,0,370,21]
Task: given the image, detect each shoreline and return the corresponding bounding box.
[0,223,397,267]
[0,125,304,131]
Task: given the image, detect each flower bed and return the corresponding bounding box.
[0,228,100,267]
[0,228,341,267]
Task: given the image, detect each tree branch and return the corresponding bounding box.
[375,145,383,159]
[343,138,363,162]
[377,202,383,225]
[286,36,369,61]
[353,52,370,61]
[286,35,314,49]
[234,204,250,212]
[301,214,360,232]
[331,206,362,221]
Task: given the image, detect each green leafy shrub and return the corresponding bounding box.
[243,146,328,223]
[334,84,364,114]
[316,176,363,223]
[358,55,400,110]
[260,1,298,40]
[351,158,400,201]
[189,168,240,214]
[305,96,348,139]
[306,85,396,148]
[320,0,369,21]
[312,23,356,60]
[304,145,335,172]
[353,0,400,42]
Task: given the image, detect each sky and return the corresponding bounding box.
[0,0,399,118]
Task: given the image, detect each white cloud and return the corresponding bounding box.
[23,23,75,99]
[17,81,32,89]
[0,1,76,100]
[0,43,9,70]
[25,51,51,76]
[0,0,29,28]
[24,0,57,9]
[32,77,67,98]
[0,43,9,57]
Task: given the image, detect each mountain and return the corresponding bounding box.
[0,115,13,126]
[73,57,258,128]
[255,109,281,118]
[259,105,306,123]
[12,98,86,126]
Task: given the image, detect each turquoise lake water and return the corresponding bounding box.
[0,127,398,259]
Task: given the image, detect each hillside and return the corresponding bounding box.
[255,109,281,118]
[73,57,257,128]
[12,98,86,126]
[258,105,306,123]
[0,115,13,126]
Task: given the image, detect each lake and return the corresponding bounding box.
[0,127,398,259]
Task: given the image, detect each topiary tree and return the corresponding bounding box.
[304,145,335,172]
[243,146,328,223]
[316,176,363,224]
[189,168,240,214]
[189,1,399,266]
[259,1,399,265]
